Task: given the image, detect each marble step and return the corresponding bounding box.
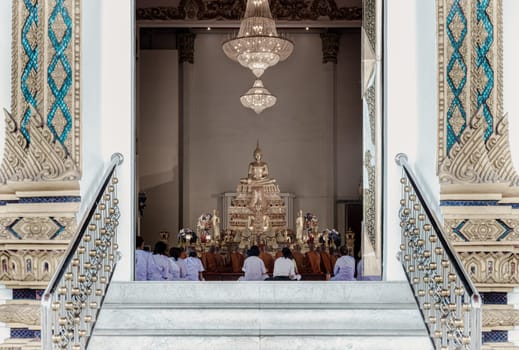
[89,335,433,350]
[89,281,431,350]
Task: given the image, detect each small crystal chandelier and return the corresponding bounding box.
[240,79,277,114]
[222,0,294,78]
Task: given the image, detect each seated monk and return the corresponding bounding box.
[214,246,225,272]
[230,249,245,273]
[274,249,283,261]
[320,245,332,275]
[259,247,274,274]
[306,244,322,274]
[204,246,218,272]
[292,245,305,274]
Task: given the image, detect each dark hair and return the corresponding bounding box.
[282,247,292,259]
[339,245,348,256]
[136,236,144,249]
[170,247,181,260]
[189,249,198,258]
[249,245,260,257]
[154,241,167,255]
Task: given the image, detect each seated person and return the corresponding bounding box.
[147,241,176,281]
[320,244,333,276]
[214,246,225,272]
[203,246,218,272]
[259,246,274,274]
[291,245,305,274]
[239,245,268,281]
[230,248,245,273]
[185,249,205,281]
[273,247,301,280]
[135,236,150,281]
[330,246,356,281]
[170,247,187,280]
[306,244,322,274]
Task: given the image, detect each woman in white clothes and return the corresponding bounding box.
[240,245,268,281]
[185,249,205,281]
[147,241,176,281]
[273,247,301,280]
[330,246,356,281]
[169,247,187,280]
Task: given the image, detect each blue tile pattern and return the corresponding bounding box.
[445,0,468,153]
[49,216,65,240]
[6,218,23,240]
[496,219,512,241]
[10,328,40,339]
[20,0,40,143]
[452,219,468,241]
[483,330,507,343]
[481,292,507,305]
[475,0,494,141]
[18,196,81,203]
[440,200,499,206]
[47,0,73,146]
[13,288,40,300]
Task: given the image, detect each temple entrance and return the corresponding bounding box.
[134,0,383,281]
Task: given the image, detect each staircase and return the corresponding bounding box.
[88,280,431,350]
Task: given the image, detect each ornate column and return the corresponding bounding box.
[320,32,340,64]
[0,0,81,347]
[437,0,519,345]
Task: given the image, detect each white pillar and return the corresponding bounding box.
[384,0,438,280]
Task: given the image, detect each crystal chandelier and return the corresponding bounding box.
[222,0,294,78]
[240,79,277,114]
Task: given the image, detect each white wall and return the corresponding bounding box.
[138,50,179,248]
[79,0,135,281]
[384,0,438,280]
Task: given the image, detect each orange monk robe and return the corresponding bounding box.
[259,252,274,274]
[201,253,208,270]
[215,253,225,272]
[230,252,245,273]
[306,251,322,274]
[320,250,332,275]
[274,250,283,260]
[205,252,217,272]
[292,251,305,274]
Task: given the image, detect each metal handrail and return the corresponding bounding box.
[42,153,124,350]
[395,153,481,350]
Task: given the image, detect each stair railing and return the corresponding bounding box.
[395,153,481,350]
[41,153,124,350]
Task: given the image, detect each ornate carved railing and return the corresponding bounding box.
[42,153,124,350]
[395,153,481,350]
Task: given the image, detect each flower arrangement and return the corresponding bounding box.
[327,229,341,246]
[303,212,318,233]
[178,227,197,243]
[197,213,213,232]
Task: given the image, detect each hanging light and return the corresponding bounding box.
[240,79,277,114]
[222,0,294,78]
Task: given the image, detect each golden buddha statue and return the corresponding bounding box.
[240,142,276,186]
[228,142,287,250]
